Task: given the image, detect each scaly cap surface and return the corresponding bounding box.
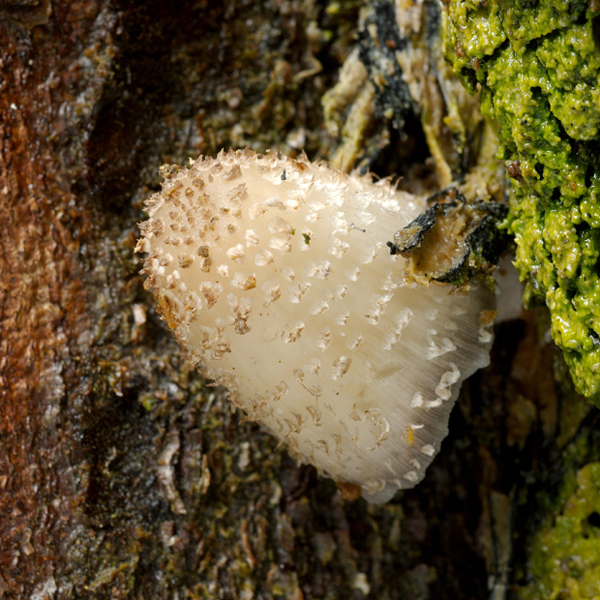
[137,148,495,503]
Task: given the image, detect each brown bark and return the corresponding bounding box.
[0,4,94,595]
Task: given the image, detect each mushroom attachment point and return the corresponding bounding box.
[137,149,496,503]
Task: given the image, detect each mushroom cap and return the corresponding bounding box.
[138,149,495,503]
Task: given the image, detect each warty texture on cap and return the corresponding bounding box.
[137,148,495,503]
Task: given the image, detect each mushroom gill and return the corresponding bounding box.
[137,148,495,503]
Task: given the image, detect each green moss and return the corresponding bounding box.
[519,462,600,600]
[444,1,600,399]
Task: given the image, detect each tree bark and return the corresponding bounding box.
[1,1,597,599]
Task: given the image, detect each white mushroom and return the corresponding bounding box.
[137,149,495,503]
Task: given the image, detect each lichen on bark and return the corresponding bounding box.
[444,0,600,399]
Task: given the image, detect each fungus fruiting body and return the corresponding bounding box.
[137,149,495,503]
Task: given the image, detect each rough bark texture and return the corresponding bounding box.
[1,1,598,599]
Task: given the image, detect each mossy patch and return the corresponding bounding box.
[444,0,600,399]
[520,462,600,600]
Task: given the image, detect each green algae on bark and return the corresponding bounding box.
[519,461,600,600]
[443,1,600,399]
